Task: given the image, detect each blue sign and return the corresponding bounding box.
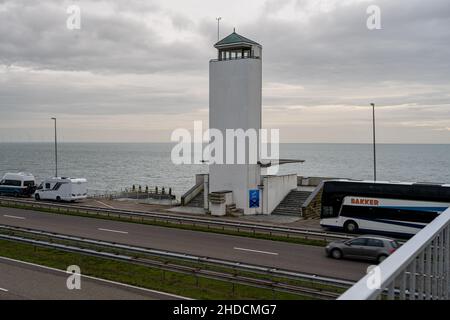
[249,189,260,208]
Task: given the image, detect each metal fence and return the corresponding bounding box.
[339,207,450,300]
[88,187,176,201]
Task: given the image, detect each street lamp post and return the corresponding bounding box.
[216,17,222,41]
[51,117,58,177]
[370,103,376,181]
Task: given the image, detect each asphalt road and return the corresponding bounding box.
[0,256,185,300]
[0,206,370,281]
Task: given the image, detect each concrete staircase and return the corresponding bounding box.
[272,190,312,216]
[187,190,204,208]
[226,203,244,216]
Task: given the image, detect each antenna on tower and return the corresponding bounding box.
[216,17,222,41]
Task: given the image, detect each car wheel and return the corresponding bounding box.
[344,220,359,233]
[378,254,388,263]
[35,194,40,201]
[331,249,343,260]
[56,196,61,202]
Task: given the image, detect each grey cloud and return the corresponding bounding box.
[252,0,450,86]
[0,0,209,74]
[0,0,449,142]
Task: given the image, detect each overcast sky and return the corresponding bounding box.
[0,0,449,143]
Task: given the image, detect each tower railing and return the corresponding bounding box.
[210,55,261,62]
[339,207,450,300]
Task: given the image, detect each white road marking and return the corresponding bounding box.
[3,215,26,220]
[0,256,189,300]
[233,247,279,256]
[94,200,115,209]
[98,228,128,234]
[0,287,8,292]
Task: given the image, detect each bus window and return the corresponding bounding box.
[321,206,335,218]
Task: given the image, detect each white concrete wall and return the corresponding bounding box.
[209,191,233,216]
[209,58,262,215]
[262,174,297,214]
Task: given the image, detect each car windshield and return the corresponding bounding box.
[390,240,400,249]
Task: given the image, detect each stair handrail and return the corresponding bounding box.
[180,182,204,206]
[301,180,325,210]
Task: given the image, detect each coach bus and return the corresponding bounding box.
[320,180,450,237]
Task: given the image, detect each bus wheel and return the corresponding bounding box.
[35,194,40,201]
[56,196,61,202]
[344,220,359,233]
[331,249,343,260]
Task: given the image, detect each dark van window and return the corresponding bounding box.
[24,181,35,188]
[45,183,51,189]
[4,180,21,187]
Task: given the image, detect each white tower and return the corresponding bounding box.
[209,31,262,215]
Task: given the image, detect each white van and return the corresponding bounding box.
[35,177,88,202]
[0,172,36,197]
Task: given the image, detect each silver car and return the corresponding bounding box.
[325,235,400,263]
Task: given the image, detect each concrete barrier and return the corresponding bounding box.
[262,174,297,214]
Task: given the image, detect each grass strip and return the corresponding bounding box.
[0,238,312,300]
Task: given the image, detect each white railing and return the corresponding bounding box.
[339,207,450,300]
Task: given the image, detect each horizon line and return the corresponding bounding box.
[1,141,449,145]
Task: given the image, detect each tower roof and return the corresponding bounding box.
[214,30,261,49]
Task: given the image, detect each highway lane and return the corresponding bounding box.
[0,207,370,281]
[0,256,185,300]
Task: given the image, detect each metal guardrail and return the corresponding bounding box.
[0,197,353,242]
[339,207,450,300]
[0,225,352,299]
[0,224,353,287]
